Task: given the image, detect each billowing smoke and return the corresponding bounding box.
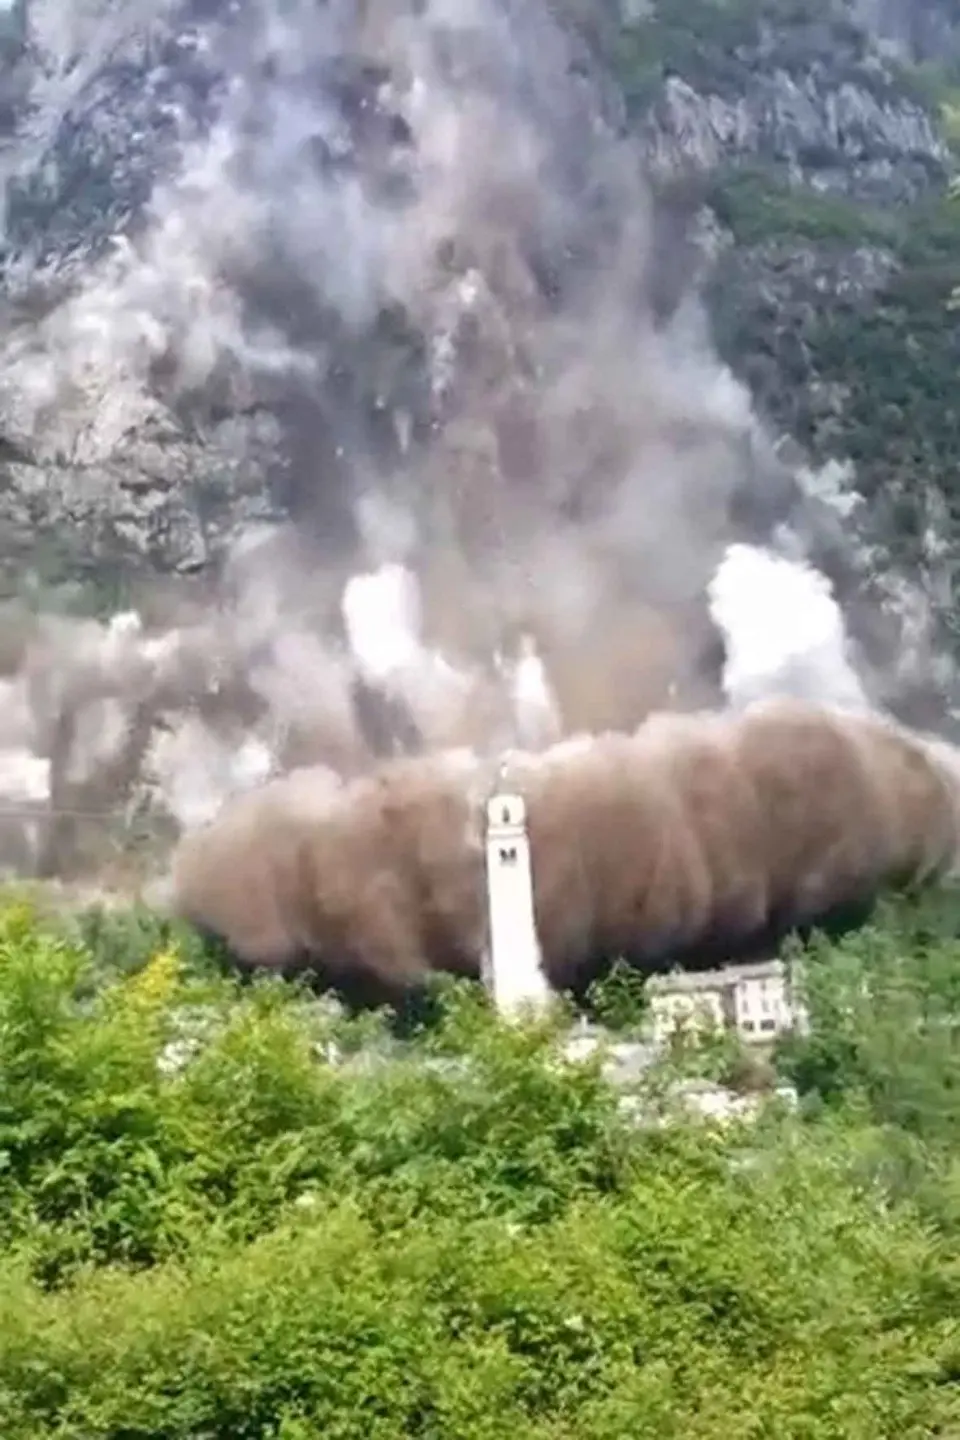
[171,697,960,1006]
[707,544,871,714]
[0,0,950,909]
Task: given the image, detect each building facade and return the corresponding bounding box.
[646,959,808,1046]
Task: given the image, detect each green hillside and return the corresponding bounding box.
[1,891,960,1436]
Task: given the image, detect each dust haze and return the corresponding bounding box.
[173,696,960,1006]
[0,0,953,987]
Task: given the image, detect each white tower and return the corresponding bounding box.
[483,791,552,1018]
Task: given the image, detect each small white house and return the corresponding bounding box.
[648,981,728,1045]
[647,959,807,1046]
[730,964,799,1038]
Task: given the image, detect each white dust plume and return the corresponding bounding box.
[0,0,941,893]
[708,543,871,714]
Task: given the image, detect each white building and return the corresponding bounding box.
[647,980,729,1045]
[731,963,803,1039]
[647,959,807,1046]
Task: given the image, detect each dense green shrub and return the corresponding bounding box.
[780,891,960,1136]
[0,902,632,1285]
[3,1139,956,1440]
[0,895,960,1434]
[776,889,960,1240]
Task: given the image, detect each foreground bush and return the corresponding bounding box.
[781,892,960,1138]
[2,1121,957,1438]
[0,902,630,1283]
[0,896,959,1436]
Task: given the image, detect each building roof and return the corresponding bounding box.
[646,958,790,995]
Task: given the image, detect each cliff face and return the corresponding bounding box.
[0,0,958,658]
[656,1,960,566]
[590,0,960,675]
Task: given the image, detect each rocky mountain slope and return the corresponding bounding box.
[0,0,958,701]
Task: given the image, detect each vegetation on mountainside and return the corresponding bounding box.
[705,166,899,248]
[578,0,960,612]
[703,166,960,591]
[2,891,960,1436]
[601,0,895,110]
